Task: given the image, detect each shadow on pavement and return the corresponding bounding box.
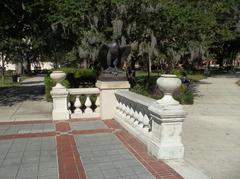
[20,81,44,85]
[0,85,45,106]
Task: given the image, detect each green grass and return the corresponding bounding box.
[0,75,32,88]
[0,76,18,88]
[187,73,204,82]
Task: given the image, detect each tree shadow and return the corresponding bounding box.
[189,81,212,98]
[20,81,44,85]
[0,85,45,106]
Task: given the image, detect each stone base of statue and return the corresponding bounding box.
[98,68,127,81]
[96,79,130,120]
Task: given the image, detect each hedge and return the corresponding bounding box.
[45,68,96,101]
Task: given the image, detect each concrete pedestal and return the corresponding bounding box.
[51,88,70,120]
[96,80,130,120]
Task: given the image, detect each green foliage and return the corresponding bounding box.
[44,68,96,101]
[174,85,194,104]
[132,72,194,104]
[44,76,70,102]
[59,68,97,87]
[1,0,240,72]
[172,69,186,77]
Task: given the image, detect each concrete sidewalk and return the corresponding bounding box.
[0,76,52,122]
[182,75,240,179]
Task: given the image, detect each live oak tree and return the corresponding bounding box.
[0,0,239,81]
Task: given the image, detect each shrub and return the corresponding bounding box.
[132,74,193,104]
[60,68,97,88]
[172,68,186,77]
[44,76,70,102]
[131,84,151,97]
[174,85,194,104]
[44,68,96,101]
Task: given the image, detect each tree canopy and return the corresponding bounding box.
[0,0,239,73]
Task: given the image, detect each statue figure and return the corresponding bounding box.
[97,38,131,80]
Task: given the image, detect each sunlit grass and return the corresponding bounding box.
[0,76,17,88]
[187,73,204,82]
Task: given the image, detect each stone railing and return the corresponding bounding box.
[50,71,185,160]
[114,74,185,160]
[50,71,100,120]
[115,90,155,145]
[67,88,100,119]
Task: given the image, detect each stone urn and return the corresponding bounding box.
[50,71,66,89]
[156,74,181,105]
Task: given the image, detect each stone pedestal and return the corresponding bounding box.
[148,103,185,159]
[96,80,130,120]
[147,74,185,159]
[51,88,70,120]
[50,70,70,120]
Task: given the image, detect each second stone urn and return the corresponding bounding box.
[50,71,66,89]
[156,74,181,105]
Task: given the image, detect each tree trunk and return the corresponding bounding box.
[148,54,152,78]
[26,57,32,75]
[127,58,137,85]
[1,53,5,86]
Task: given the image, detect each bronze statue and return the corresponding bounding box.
[97,38,131,80]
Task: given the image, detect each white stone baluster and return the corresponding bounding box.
[118,101,123,119]
[95,95,100,113]
[142,114,150,133]
[122,103,128,121]
[137,111,144,129]
[125,105,131,123]
[84,95,93,114]
[129,107,135,124]
[71,95,82,118]
[133,111,139,127]
[68,102,72,114]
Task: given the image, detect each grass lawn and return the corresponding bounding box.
[187,73,204,82]
[0,76,17,88]
[0,75,30,88]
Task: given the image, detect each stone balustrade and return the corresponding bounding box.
[50,70,185,160]
[50,71,101,120]
[68,88,100,119]
[115,90,155,145]
[114,74,185,160]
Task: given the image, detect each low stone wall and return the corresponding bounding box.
[114,75,185,160]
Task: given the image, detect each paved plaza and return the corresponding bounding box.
[183,75,240,179]
[0,75,240,179]
[0,76,51,122]
[0,119,182,179]
[0,77,182,178]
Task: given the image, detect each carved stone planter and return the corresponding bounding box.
[50,71,69,120]
[156,74,181,105]
[50,71,66,89]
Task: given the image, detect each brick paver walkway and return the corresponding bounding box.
[0,119,183,179]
